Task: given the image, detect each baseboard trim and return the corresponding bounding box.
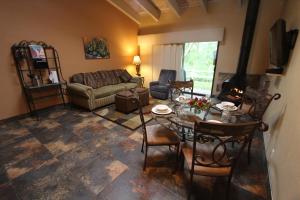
[0,103,70,123]
[263,132,274,200]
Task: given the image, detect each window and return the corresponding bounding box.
[183,41,219,96]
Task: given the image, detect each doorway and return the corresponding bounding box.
[183,41,219,96]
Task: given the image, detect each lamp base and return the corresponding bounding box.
[135,65,141,77]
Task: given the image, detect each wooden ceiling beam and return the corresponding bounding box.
[106,0,141,24]
[166,0,181,18]
[135,0,161,22]
[240,0,247,7]
[200,0,208,12]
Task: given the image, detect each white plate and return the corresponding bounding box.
[175,96,190,104]
[152,107,173,115]
[216,103,238,111]
[207,120,222,123]
[221,101,235,107]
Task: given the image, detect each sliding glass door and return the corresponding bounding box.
[183,42,219,96]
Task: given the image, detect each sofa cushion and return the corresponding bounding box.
[113,69,125,83]
[72,69,128,89]
[71,73,84,84]
[83,72,105,89]
[119,82,137,90]
[82,70,121,89]
[105,70,121,85]
[94,84,126,99]
[119,70,132,82]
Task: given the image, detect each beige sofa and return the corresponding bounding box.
[67,69,142,110]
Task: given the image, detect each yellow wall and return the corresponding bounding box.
[264,0,300,199]
[0,0,138,120]
[138,0,284,93]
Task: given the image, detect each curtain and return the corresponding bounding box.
[152,44,184,81]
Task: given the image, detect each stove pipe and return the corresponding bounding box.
[219,0,260,99]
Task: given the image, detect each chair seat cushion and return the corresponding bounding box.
[146,124,180,145]
[150,85,169,93]
[182,143,231,177]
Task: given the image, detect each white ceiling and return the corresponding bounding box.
[106,0,243,25]
[125,0,212,15]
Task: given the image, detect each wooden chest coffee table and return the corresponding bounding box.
[115,88,149,114]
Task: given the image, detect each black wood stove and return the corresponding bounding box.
[218,0,260,105]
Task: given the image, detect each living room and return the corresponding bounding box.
[0,0,299,199]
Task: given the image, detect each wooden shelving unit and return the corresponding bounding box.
[11,40,66,117]
[266,73,284,77]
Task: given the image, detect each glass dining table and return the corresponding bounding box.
[151,98,255,141]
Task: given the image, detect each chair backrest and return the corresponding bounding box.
[170,80,194,100]
[158,69,177,85]
[191,120,260,171]
[240,93,281,120]
[131,96,148,142]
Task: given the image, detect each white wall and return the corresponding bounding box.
[138,0,284,94]
[263,0,300,199]
[138,28,224,87]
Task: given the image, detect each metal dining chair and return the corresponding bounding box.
[240,92,281,120]
[180,120,261,200]
[239,92,281,163]
[132,96,181,171]
[170,80,194,101]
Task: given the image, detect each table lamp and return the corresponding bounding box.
[133,55,141,76]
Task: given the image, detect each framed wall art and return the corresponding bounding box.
[83,37,110,59]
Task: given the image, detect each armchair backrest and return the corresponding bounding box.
[158,69,176,85]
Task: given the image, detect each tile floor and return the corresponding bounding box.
[0,105,271,200]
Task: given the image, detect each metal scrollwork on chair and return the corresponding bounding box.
[180,120,261,199]
[170,80,194,101]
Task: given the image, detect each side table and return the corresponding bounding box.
[134,76,144,87]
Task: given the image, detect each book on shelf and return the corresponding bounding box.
[29,45,49,69]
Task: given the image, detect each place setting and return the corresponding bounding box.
[215,101,238,111]
[151,104,173,115]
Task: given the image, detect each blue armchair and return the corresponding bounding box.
[149,69,177,100]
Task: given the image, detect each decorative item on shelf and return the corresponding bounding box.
[28,44,48,69]
[27,74,42,87]
[188,97,211,114]
[83,37,110,59]
[49,70,59,83]
[133,55,141,76]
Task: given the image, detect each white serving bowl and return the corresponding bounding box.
[155,104,169,112]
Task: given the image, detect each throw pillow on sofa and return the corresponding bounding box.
[119,70,132,82]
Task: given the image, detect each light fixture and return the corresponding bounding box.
[133,55,141,76]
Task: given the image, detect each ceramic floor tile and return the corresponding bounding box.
[0,137,47,166]
[12,160,95,200]
[0,183,19,200]
[0,106,271,200]
[0,128,31,148]
[76,158,128,195]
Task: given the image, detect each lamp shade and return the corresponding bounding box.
[133,55,141,65]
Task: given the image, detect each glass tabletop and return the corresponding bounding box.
[152,98,254,130]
